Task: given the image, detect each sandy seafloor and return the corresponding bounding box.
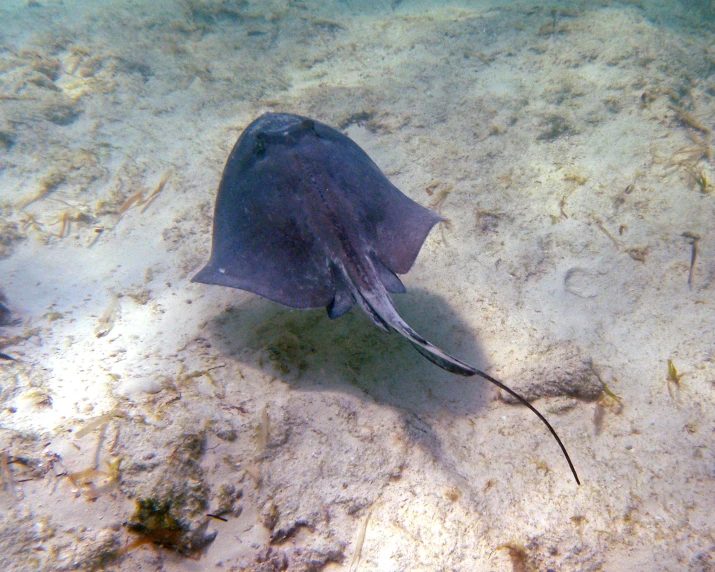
[1,0,714,569]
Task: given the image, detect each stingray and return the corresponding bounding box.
[193,112,580,485]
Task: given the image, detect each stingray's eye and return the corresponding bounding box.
[254,134,266,157]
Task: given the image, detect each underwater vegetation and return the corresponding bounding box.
[123,497,216,557]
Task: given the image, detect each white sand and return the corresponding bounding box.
[1,0,714,570]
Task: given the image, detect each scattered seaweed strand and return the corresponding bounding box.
[16,172,66,210]
[140,170,172,214]
[592,215,620,249]
[667,359,684,399]
[74,408,123,438]
[118,189,146,216]
[349,508,372,572]
[1,451,17,500]
[682,232,700,289]
[667,103,711,134]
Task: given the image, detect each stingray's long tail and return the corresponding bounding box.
[357,281,581,486]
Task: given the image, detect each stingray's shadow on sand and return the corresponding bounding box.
[206,287,496,468]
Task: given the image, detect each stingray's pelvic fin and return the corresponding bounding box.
[328,263,357,320]
[370,252,406,294]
